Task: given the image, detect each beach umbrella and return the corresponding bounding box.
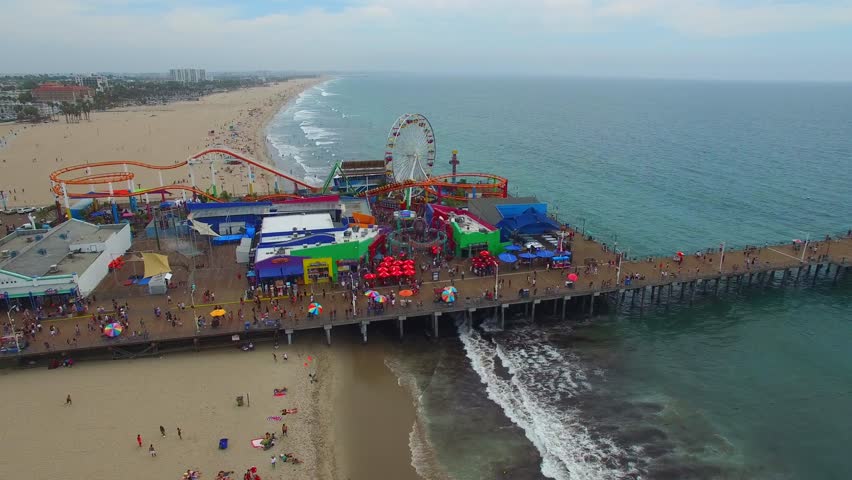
[536,250,555,259]
[384,256,395,263]
[379,272,391,279]
[364,289,380,298]
[399,289,414,297]
[676,251,684,257]
[479,250,491,257]
[792,239,803,244]
[103,322,123,338]
[519,252,536,260]
[498,253,518,263]
[308,303,323,315]
[504,245,521,252]
[210,309,226,317]
[567,273,579,282]
[403,268,416,276]
[443,286,458,294]
[374,295,388,304]
[441,291,455,303]
[363,273,377,280]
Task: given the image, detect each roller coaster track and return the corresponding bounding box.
[49,147,321,202]
[356,172,509,200]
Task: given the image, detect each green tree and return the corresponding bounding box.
[20,79,38,90]
[17,92,34,103]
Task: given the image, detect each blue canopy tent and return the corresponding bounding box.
[496,207,561,241]
[518,252,536,260]
[498,253,518,263]
[504,245,522,252]
[536,250,555,258]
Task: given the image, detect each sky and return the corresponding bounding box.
[3,0,852,81]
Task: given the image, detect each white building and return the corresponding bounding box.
[169,68,207,83]
[0,220,131,305]
[0,101,56,121]
[74,74,110,92]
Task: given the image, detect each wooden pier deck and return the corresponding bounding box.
[4,232,851,363]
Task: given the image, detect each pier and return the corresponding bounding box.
[4,231,851,364]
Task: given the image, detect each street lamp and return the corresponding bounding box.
[718,241,726,273]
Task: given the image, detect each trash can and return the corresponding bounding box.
[432,271,439,281]
[219,438,228,450]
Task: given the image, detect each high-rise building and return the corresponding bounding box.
[169,68,207,83]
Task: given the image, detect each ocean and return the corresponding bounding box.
[267,74,852,479]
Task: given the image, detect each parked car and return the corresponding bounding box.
[2,209,15,215]
[16,207,35,214]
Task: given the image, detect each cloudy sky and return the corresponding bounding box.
[4,0,852,81]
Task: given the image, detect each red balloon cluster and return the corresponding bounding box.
[471,250,497,269]
[108,257,125,270]
[375,256,417,279]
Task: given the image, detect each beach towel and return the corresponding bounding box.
[266,416,283,422]
[273,387,287,397]
[250,438,265,448]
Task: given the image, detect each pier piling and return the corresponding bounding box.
[561,297,569,321]
[360,321,368,343]
[501,304,508,329]
[324,324,332,346]
[398,317,405,340]
[432,312,441,338]
[286,329,293,345]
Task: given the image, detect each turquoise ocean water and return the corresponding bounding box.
[267,75,852,479]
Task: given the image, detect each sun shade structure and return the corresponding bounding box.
[142,253,171,278]
[190,219,220,237]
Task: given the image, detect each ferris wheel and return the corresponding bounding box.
[384,113,436,183]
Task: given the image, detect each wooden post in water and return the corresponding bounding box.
[748,273,754,286]
[656,286,662,305]
[432,312,441,338]
[794,267,802,284]
[631,288,637,307]
[690,281,696,305]
[640,287,646,310]
[650,286,655,302]
[725,276,731,292]
[588,295,595,316]
[397,317,405,341]
[286,329,293,345]
[531,300,538,321]
[324,324,332,346]
[668,283,674,301]
[714,277,720,295]
[813,264,823,285]
[561,297,569,321]
[502,304,508,329]
[833,265,842,284]
[680,282,686,301]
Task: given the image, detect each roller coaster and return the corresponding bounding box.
[49,147,508,209]
[355,172,508,201]
[49,147,320,204]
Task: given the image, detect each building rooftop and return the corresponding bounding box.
[450,213,493,233]
[261,213,335,235]
[339,160,386,176]
[254,226,380,264]
[467,196,539,227]
[0,220,125,278]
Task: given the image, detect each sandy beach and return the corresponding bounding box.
[0,345,329,480]
[0,77,321,208]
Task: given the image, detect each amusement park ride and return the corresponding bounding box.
[48,113,509,217]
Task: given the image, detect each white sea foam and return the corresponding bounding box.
[294,109,317,122]
[300,125,336,141]
[459,324,630,480]
[315,141,335,146]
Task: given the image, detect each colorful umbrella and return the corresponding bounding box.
[364,289,380,298]
[479,250,491,257]
[441,291,455,303]
[567,273,579,282]
[536,250,555,258]
[399,289,414,297]
[676,251,684,257]
[374,295,388,303]
[363,273,377,280]
[519,252,537,260]
[443,286,458,294]
[103,322,123,338]
[210,309,226,317]
[308,303,323,315]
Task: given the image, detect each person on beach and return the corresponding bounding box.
[137,434,142,447]
[282,423,288,436]
[149,444,156,457]
[65,394,72,405]
[273,353,277,362]
[177,427,182,439]
[270,455,276,469]
[160,425,166,437]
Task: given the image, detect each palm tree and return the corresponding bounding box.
[81,101,91,121]
[59,102,71,123]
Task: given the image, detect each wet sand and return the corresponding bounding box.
[330,337,421,480]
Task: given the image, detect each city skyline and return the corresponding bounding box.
[3,0,852,81]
